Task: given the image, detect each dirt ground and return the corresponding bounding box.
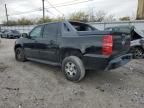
[0,39,144,108]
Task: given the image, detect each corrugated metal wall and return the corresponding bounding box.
[89,20,144,30]
[0,20,144,33]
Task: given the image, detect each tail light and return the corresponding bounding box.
[102,35,113,56]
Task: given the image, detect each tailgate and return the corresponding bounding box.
[77,31,131,58]
[111,31,131,58]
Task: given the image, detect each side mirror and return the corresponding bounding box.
[22,33,30,38]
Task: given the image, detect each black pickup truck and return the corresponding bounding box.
[14,21,132,82]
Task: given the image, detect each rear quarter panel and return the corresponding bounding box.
[59,34,103,55]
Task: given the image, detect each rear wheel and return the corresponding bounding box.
[15,48,26,62]
[132,47,144,59]
[62,56,85,82]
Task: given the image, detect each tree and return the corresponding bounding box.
[53,16,64,21]
[17,18,34,25]
[88,8,95,22]
[94,10,106,22]
[37,17,52,24]
[3,18,34,26]
[3,20,17,26]
[104,15,116,22]
[119,16,130,21]
[68,11,89,22]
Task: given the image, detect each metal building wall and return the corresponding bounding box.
[89,20,144,30]
[0,21,144,33]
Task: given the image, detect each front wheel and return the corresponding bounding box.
[7,35,9,38]
[15,48,26,62]
[62,56,85,82]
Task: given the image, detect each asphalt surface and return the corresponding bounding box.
[0,39,144,108]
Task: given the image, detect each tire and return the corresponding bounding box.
[132,47,144,59]
[7,35,9,39]
[62,56,85,82]
[15,48,26,62]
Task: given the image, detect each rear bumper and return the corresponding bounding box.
[104,54,132,71]
[83,54,132,70]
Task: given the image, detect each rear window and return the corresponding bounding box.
[43,23,58,38]
[69,22,97,31]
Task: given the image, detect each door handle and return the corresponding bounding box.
[50,40,55,45]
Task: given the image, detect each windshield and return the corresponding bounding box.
[11,30,20,34]
[3,30,9,33]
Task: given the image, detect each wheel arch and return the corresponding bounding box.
[14,44,22,52]
[60,47,83,62]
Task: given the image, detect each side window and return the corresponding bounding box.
[43,23,58,39]
[30,26,42,38]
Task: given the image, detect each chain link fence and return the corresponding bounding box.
[90,20,144,31]
[0,20,144,33]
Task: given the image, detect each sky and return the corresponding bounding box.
[0,0,138,23]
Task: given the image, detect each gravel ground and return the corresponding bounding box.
[0,39,144,108]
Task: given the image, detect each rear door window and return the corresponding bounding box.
[43,23,59,40]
